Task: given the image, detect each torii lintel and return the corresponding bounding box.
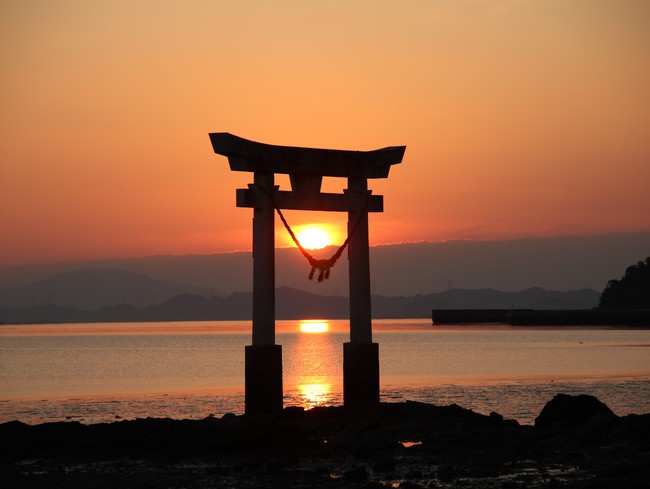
[209,132,406,179]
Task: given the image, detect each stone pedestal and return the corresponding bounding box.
[245,345,283,415]
[343,342,380,407]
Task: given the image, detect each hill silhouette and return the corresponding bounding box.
[0,286,599,324]
[0,268,222,310]
[2,233,648,297]
[599,257,650,309]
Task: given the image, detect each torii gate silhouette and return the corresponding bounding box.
[209,133,406,414]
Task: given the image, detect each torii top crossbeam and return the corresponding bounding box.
[209,132,406,179]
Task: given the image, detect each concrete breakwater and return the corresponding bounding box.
[432,308,650,325]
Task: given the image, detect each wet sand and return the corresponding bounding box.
[1,395,648,488]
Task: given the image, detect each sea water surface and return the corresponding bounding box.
[1,319,649,425]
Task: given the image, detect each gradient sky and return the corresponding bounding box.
[2,0,649,266]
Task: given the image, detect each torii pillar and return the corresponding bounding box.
[209,133,405,414]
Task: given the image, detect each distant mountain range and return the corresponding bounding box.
[0,285,599,324]
[3,232,643,324]
[1,233,649,298]
[0,268,222,310]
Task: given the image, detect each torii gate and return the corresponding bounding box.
[209,133,406,414]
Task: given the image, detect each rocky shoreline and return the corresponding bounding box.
[1,394,648,488]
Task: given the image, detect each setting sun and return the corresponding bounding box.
[294,226,332,250]
[299,320,329,334]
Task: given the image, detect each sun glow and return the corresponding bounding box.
[293,225,332,250]
[299,320,329,334]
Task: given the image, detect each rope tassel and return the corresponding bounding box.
[308,258,334,282]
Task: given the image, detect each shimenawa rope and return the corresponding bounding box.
[258,185,371,282]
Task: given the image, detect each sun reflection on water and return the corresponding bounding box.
[284,319,342,409]
[299,320,329,334]
[297,383,332,409]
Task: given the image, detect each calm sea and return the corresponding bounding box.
[1,319,648,425]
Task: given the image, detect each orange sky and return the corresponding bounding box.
[1,0,649,266]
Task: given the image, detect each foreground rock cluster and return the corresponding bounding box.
[1,394,648,488]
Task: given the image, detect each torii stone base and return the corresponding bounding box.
[245,345,283,415]
[343,342,380,406]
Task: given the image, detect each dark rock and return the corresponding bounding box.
[1,398,648,488]
[343,465,368,480]
[489,411,504,421]
[437,464,457,483]
[372,457,397,473]
[534,393,617,427]
[283,406,305,419]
